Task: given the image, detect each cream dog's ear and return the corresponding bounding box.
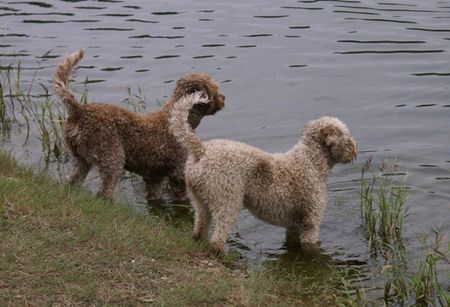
[320,121,357,163]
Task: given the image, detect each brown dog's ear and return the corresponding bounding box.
[183,81,202,95]
[172,75,209,101]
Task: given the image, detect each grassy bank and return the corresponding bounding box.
[0,151,359,306]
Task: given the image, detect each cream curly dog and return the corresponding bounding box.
[170,93,357,253]
[53,49,225,201]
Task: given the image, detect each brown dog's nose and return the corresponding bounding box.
[220,94,225,101]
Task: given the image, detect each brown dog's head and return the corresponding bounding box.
[171,72,225,119]
[303,116,357,164]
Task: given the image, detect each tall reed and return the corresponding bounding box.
[122,85,147,112]
[360,158,449,306]
[1,51,67,163]
[0,66,14,133]
[412,229,450,306]
[360,159,408,252]
[0,80,9,129]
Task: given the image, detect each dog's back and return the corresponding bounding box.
[185,138,325,228]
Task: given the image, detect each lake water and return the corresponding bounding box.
[1,0,449,294]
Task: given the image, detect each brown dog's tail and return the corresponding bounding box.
[169,92,208,161]
[53,48,85,117]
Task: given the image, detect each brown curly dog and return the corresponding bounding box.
[53,49,225,201]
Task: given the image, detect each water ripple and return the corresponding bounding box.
[254,15,289,18]
[125,19,158,23]
[129,34,184,39]
[84,27,134,31]
[68,19,100,23]
[4,33,29,37]
[377,2,418,7]
[201,44,226,47]
[415,104,437,107]
[412,72,450,76]
[407,27,450,32]
[151,11,180,15]
[338,39,426,44]
[122,5,140,9]
[345,17,417,24]
[1,12,74,16]
[298,0,360,2]
[243,34,273,37]
[334,9,380,15]
[236,45,257,48]
[281,6,323,10]
[334,5,443,13]
[193,55,214,59]
[98,13,133,17]
[75,6,107,10]
[0,6,20,11]
[77,65,96,69]
[13,1,53,8]
[84,79,105,84]
[336,49,444,54]
[0,52,30,57]
[23,19,65,23]
[101,67,123,71]
[289,26,310,29]
[120,55,142,59]
[154,55,180,59]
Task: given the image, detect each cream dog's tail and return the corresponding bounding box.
[169,92,209,161]
[53,48,85,118]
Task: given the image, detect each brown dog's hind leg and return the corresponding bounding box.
[95,147,125,200]
[168,169,187,201]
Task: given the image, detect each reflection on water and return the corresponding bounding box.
[1,0,449,286]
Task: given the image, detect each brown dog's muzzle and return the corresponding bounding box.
[209,93,225,114]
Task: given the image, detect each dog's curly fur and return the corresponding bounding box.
[53,49,225,201]
[170,93,357,253]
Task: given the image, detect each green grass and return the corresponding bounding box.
[360,158,449,306]
[412,230,450,306]
[0,55,67,163]
[360,158,407,253]
[0,151,364,306]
